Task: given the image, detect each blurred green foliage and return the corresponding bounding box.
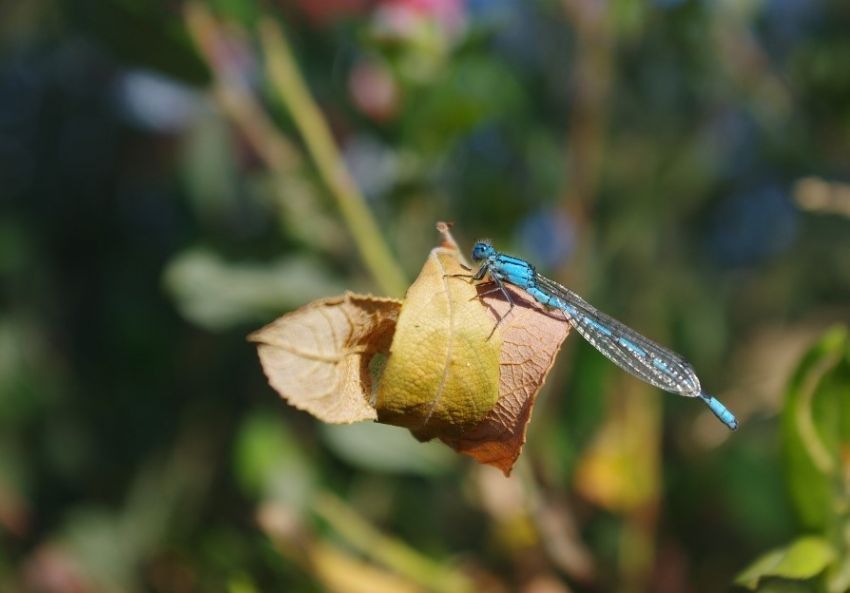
[1,0,850,592]
[737,327,850,591]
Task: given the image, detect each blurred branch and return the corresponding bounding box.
[572,382,660,593]
[709,3,792,126]
[184,3,302,172]
[618,388,660,593]
[259,17,408,298]
[312,492,475,593]
[487,463,597,585]
[560,0,615,242]
[533,499,596,584]
[557,4,662,590]
[258,501,424,593]
[184,2,345,253]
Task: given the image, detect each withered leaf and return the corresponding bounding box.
[376,224,572,474]
[248,292,401,423]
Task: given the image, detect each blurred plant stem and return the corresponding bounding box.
[509,462,597,585]
[311,492,475,593]
[259,500,425,593]
[572,382,661,593]
[184,2,345,254]
[709,3,792,127]
[184,3,407,296]
[559,0,615,286]
[618,388,660,593]
[557,3,662,591]
[184,4,302,171]
[258,17,407,297]
[258,491,476,593]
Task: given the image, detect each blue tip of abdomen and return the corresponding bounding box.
[699,393,739,430]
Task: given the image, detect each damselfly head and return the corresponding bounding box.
[471,240,494,262]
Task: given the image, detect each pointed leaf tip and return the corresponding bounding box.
[735,536,835,589]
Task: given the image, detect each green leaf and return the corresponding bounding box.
[228,575,260,593]
[735,536,836,590]
[781,326,850,530]
[209,0,259,25]
[233,411,314,508]
[320,423,456,476]
[164,249,346,330]
[751,582,817,593]
[403,56,525,156]
[827,553,850,593]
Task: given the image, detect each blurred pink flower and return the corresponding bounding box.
[374,0,466,41]
[23,545,90,593]
[348,58,400,121]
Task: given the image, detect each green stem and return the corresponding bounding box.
[313,492,474,593]
[259,18,407,298]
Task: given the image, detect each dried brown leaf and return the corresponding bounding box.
[248,292,401,423]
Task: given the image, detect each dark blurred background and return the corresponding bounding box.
[2,0,850,592]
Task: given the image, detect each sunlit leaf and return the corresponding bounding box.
[249,292,401,423]
[374,240,503,439]
[781,326,850,530]
[308,493,475,593]
[735,536,836,589]
[572,387,659,512]
[751,582,820,593]
[827,554,850,593]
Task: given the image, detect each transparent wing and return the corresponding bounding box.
[534,273,702,397]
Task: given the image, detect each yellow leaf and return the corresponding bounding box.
[375,239,502,440]
[573,386,659,511]
[248,292,401,423]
